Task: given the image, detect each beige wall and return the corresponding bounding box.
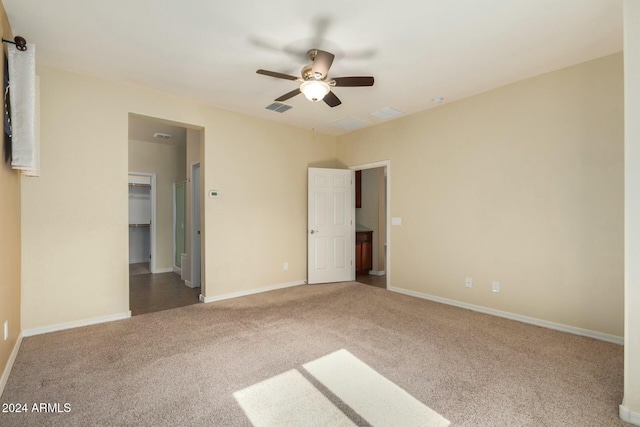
[0,2,20,386]
[623,0,640,420]
[129,139,185,270]
[21,65,337,330]
[338,53,624,337]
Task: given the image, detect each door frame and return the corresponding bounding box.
[172,181,187,274]
[128,171,157,274]
[349,160,391,289]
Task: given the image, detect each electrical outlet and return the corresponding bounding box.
[3,321,7,341]
[283,262,289,271]
[465,277,473,288]
[492,281,501,293]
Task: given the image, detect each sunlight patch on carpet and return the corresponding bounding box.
[303,349,450,427]
[233,369,356,427]
[234,349,449,426]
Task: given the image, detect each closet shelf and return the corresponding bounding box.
[128,183,151,188]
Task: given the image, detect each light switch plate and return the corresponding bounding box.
[391,217,402,226]
[492,281,501,293]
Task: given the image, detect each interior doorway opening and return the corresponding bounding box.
[351,161,390,289]
[127,113,204,315]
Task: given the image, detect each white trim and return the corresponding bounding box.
[350,160,391,290]
[185,280,194,288]
[173,181,187,273]
[154,267,173,274]
[389,286,624,345]
[173,182,177,273]
[129,258,149,264]
[368,270,386,276]
[201,281,306,303]
[620,405,640,425]
[22,311,131,337]
[0,332,23,397]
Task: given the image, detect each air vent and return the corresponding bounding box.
[371,107,404,120]
[265,102,293,113]
[153,133,172,140]
[328,117,369,132]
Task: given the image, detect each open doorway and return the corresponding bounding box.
[351,161,390,289]
[128,114,203,315]
[128,173,155,275]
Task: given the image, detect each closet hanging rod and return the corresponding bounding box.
[129,223,150,228]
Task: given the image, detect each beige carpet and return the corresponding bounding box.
[0,282,627,426]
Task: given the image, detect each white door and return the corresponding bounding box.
[191,163,201,287]
[308,168,355,284]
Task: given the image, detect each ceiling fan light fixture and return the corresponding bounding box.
[300,80,330,102]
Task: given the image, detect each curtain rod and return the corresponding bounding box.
[2,36,27,52]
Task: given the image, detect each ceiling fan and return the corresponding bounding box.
[256,49,374,107]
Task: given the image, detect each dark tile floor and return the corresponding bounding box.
[356,273,387,289]
[129,264,200,316]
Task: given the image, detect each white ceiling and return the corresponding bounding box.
[4,0,623,136]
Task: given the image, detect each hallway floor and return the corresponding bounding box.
[356,273,387,289]
[129,264,200,316]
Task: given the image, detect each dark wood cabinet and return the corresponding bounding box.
[355,230,373,274]
[355,170,362,208]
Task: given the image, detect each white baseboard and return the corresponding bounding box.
[0,332,23,398]
[185,280,196,289]
[22,311,132,337]
[368,270,386,276]
[388,286,624,346]
[173,265,182,274]
[201,280,306,303]
[620,405,640,425]
[153,267,173,274]
[129,259,148,264]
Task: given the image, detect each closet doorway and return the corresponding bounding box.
[352,161,390,289]
[128,173,156,274]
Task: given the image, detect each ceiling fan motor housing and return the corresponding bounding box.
[301,64,323,81]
